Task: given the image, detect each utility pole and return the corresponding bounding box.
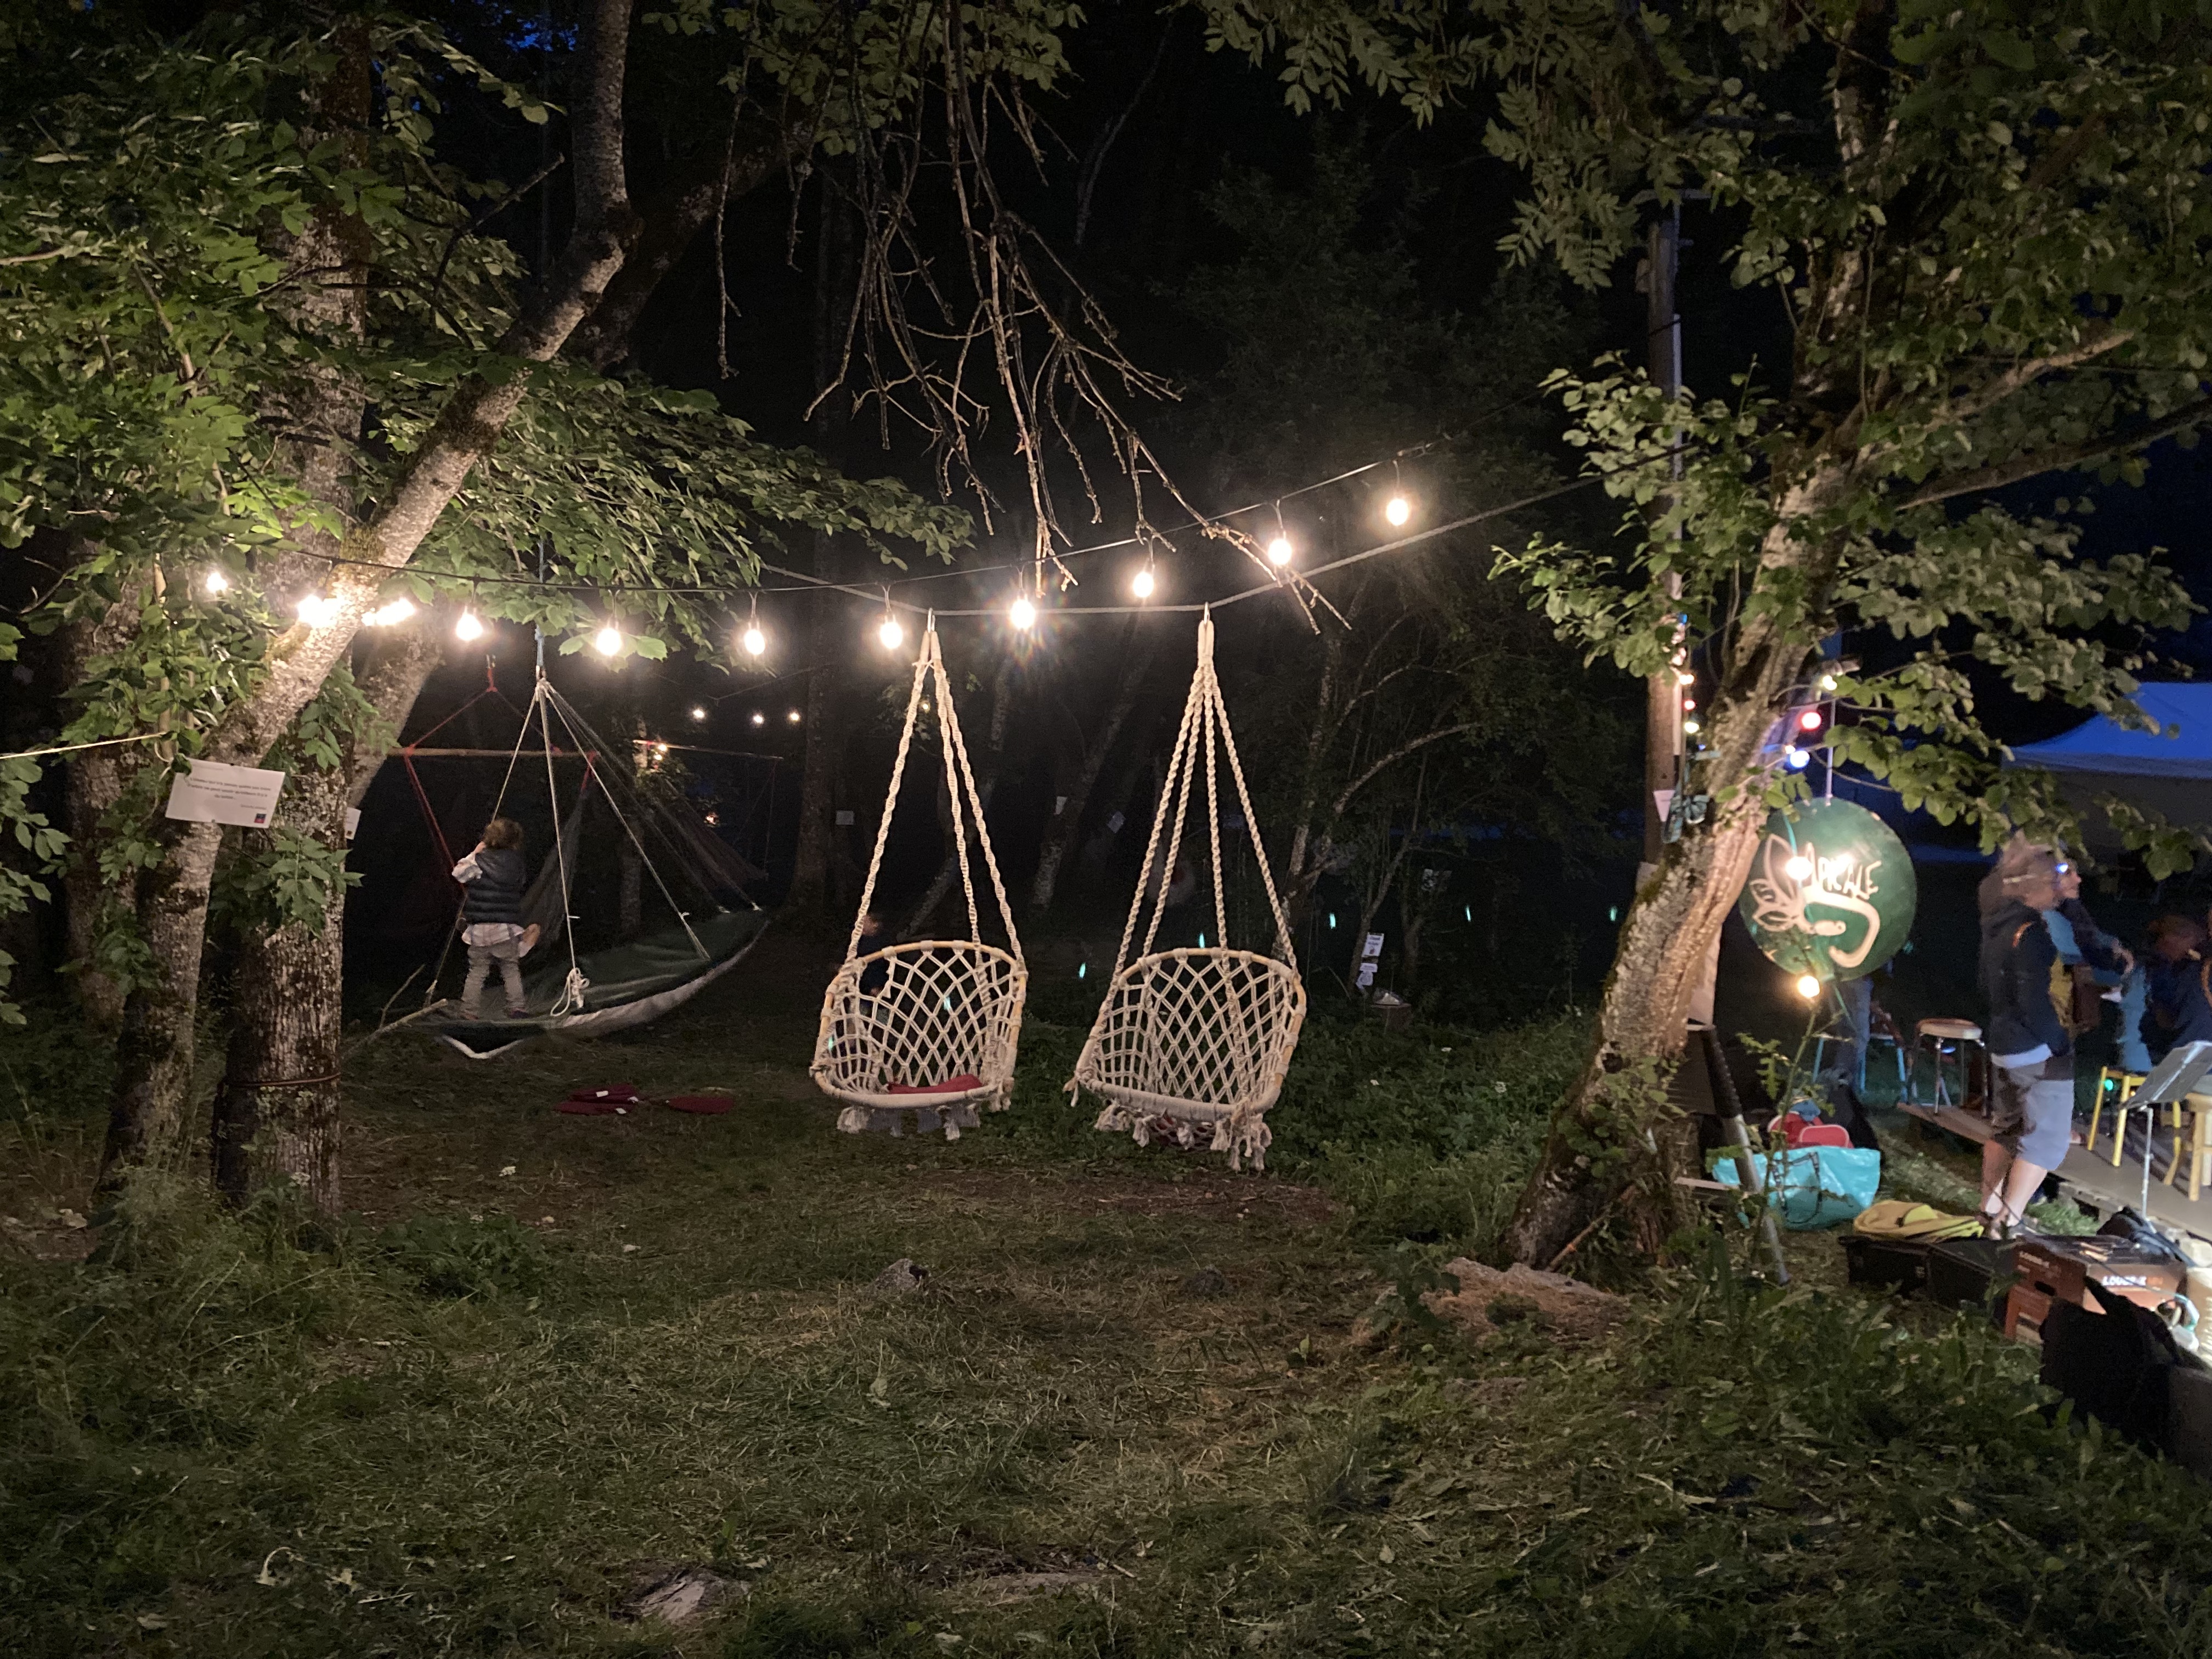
[1640,208,1684,871]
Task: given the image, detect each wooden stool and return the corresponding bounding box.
[2090,1068,2148,1166]
[1914,1019,1985,1112]
[2166,1092,2212,1203]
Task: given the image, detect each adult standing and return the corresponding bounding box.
[1977,840,2080,1237]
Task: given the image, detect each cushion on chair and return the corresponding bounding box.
[1917,1018,1983,1042]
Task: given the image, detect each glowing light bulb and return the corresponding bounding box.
[455,610,485,641]
[203,569,230,596]
[1798,708,1824,732]
[1385,494,1412,527]
[1682,698,1696,712]
[1784,746,1810,770]
[1132,567,1155,599]
[878,617,905,651]
[787,709,802,724]
[751,711,766,727]
[1266,534,1294,566]
[296,594,338,627]
[594,624,622,656]
[1784,855,1814,882]
[741,624,766,657]
[1676,669,1694,686]
[1683,718,1700,735]
[1009,596,1037,630]
[1819,672,1838,692]
[363,597,416,628]
[691,706,707,722]
[1795,974,1822,1000]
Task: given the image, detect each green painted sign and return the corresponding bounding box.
[1737,799,1915,983]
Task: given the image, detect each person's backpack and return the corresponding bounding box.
[2039,1279,2188,1449]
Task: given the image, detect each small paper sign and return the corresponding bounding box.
[344,807,362,838]
[1354,961,1378,989]
[1054,795,1068,816]
[834,809,855,826]
[1361,932,1385,961]
[1107,811,1126,833]
[165,760,287,828]
[1654,788,1675,821]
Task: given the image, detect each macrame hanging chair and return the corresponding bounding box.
[1068,612,1306,1171]
[385,671,769,1060]
[813,619,1028,1138]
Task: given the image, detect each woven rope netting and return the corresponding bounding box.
[813,621,1026,1139]
[1068,612,1305,1170]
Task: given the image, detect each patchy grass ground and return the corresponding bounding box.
[4,929,2209,1657]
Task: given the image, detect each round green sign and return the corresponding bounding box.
[1737,799,1915,982]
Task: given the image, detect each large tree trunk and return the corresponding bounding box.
[98,0,639,1192]
[1030,624,1156,914]
[211,764,347,1211]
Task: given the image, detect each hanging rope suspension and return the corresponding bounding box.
[1067,611,1306,1171]
[813,619,1028,1139]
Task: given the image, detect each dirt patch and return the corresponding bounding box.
[892,1545,1124,1607]
[1424,1260,1628,1344]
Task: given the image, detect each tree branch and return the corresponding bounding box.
[1327,723,1479,826]
[1896,393,2212,512]
[1931,323,2134,429]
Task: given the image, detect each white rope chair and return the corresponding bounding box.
[1068,612,1305,1170]
[814,620,1026,1139]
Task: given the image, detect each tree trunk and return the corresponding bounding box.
[211,764,346,1211]
[1030,625,1156,914]
[97,0,639,1192]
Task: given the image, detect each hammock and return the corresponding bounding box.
[1067,612,1305,1170]
[383,672,768,1060]
[813,619,1026,1138]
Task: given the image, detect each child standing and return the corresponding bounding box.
[453,817,537,1018]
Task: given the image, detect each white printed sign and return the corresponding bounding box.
[1361,932,1385,961]
[164,760,287,828]
[1354,961,1378,990]
[1654,788,1675,822]
[344,807,362,839]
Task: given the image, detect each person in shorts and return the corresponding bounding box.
[452,817,539,1018]
[1977,839,2086,1237]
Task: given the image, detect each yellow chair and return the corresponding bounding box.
[2089,1068,2147,1166]
[2165,1092,2212,1203]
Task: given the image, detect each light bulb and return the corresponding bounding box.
[741,624,766,657]
[1784,746,1810,770]
[1385,494,1412,527]
[1797,708,1824,732]
[1266,535,1294,566]
[1009,596,1037,630]
[1795,973,1822,1000]
[751,711,766,727]
[787,709,802,724]
[594,624,622,656]
[878,617,904,651]
[1819,672,1838,692]
[296,594,338,627]
[1682,698,1696,712]
[454,610,485,642]
[1784,855,1814,882]
[1132,567,1155,599]
[691,706,707,722]
[203,569,230,596]
[363,597,416,628]
[1676,669,1694,686]
[1683,718,1700,735]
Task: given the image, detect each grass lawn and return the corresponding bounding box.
[4,928,2209,1657]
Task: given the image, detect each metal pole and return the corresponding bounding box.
[1641,211,1685,869]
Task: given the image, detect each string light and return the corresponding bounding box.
[1385,494,1412,527]
[362,597,416,628]
[296,594,339,627]
[1797,708,1824,732]
[691,706,708,722]
[1682,698,1696,712]
[1676,669,1694,686]
[455,610,485,642]
[1795,973,1822,1000]
[751,711,766,727]
[1784,854,1814,881]
[1009,595,1037,630]
[594,623,622,656]
[1683,718,1701,735]
[1266,534,1294,567]
[1132,564,1155,599]
[203,569,230,596]
[878,614,905,651]
[787,709,802,724]
[741,594,766,658]
[1784,746,1810,770]
[1819,672,1838,692]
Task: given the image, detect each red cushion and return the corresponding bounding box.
[885,1074,984,1096]
[1794,1122,1852,1149]
[556,1098,624,1115]
[666,1094,732,1115]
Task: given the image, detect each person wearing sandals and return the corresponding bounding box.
[1977,839,2086,1238]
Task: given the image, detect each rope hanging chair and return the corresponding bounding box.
[1068,612,1306,1171]
[383,670,769,1060]
[813,619,1027,1139]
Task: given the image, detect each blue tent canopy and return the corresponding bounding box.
[2008,684,2212,781]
